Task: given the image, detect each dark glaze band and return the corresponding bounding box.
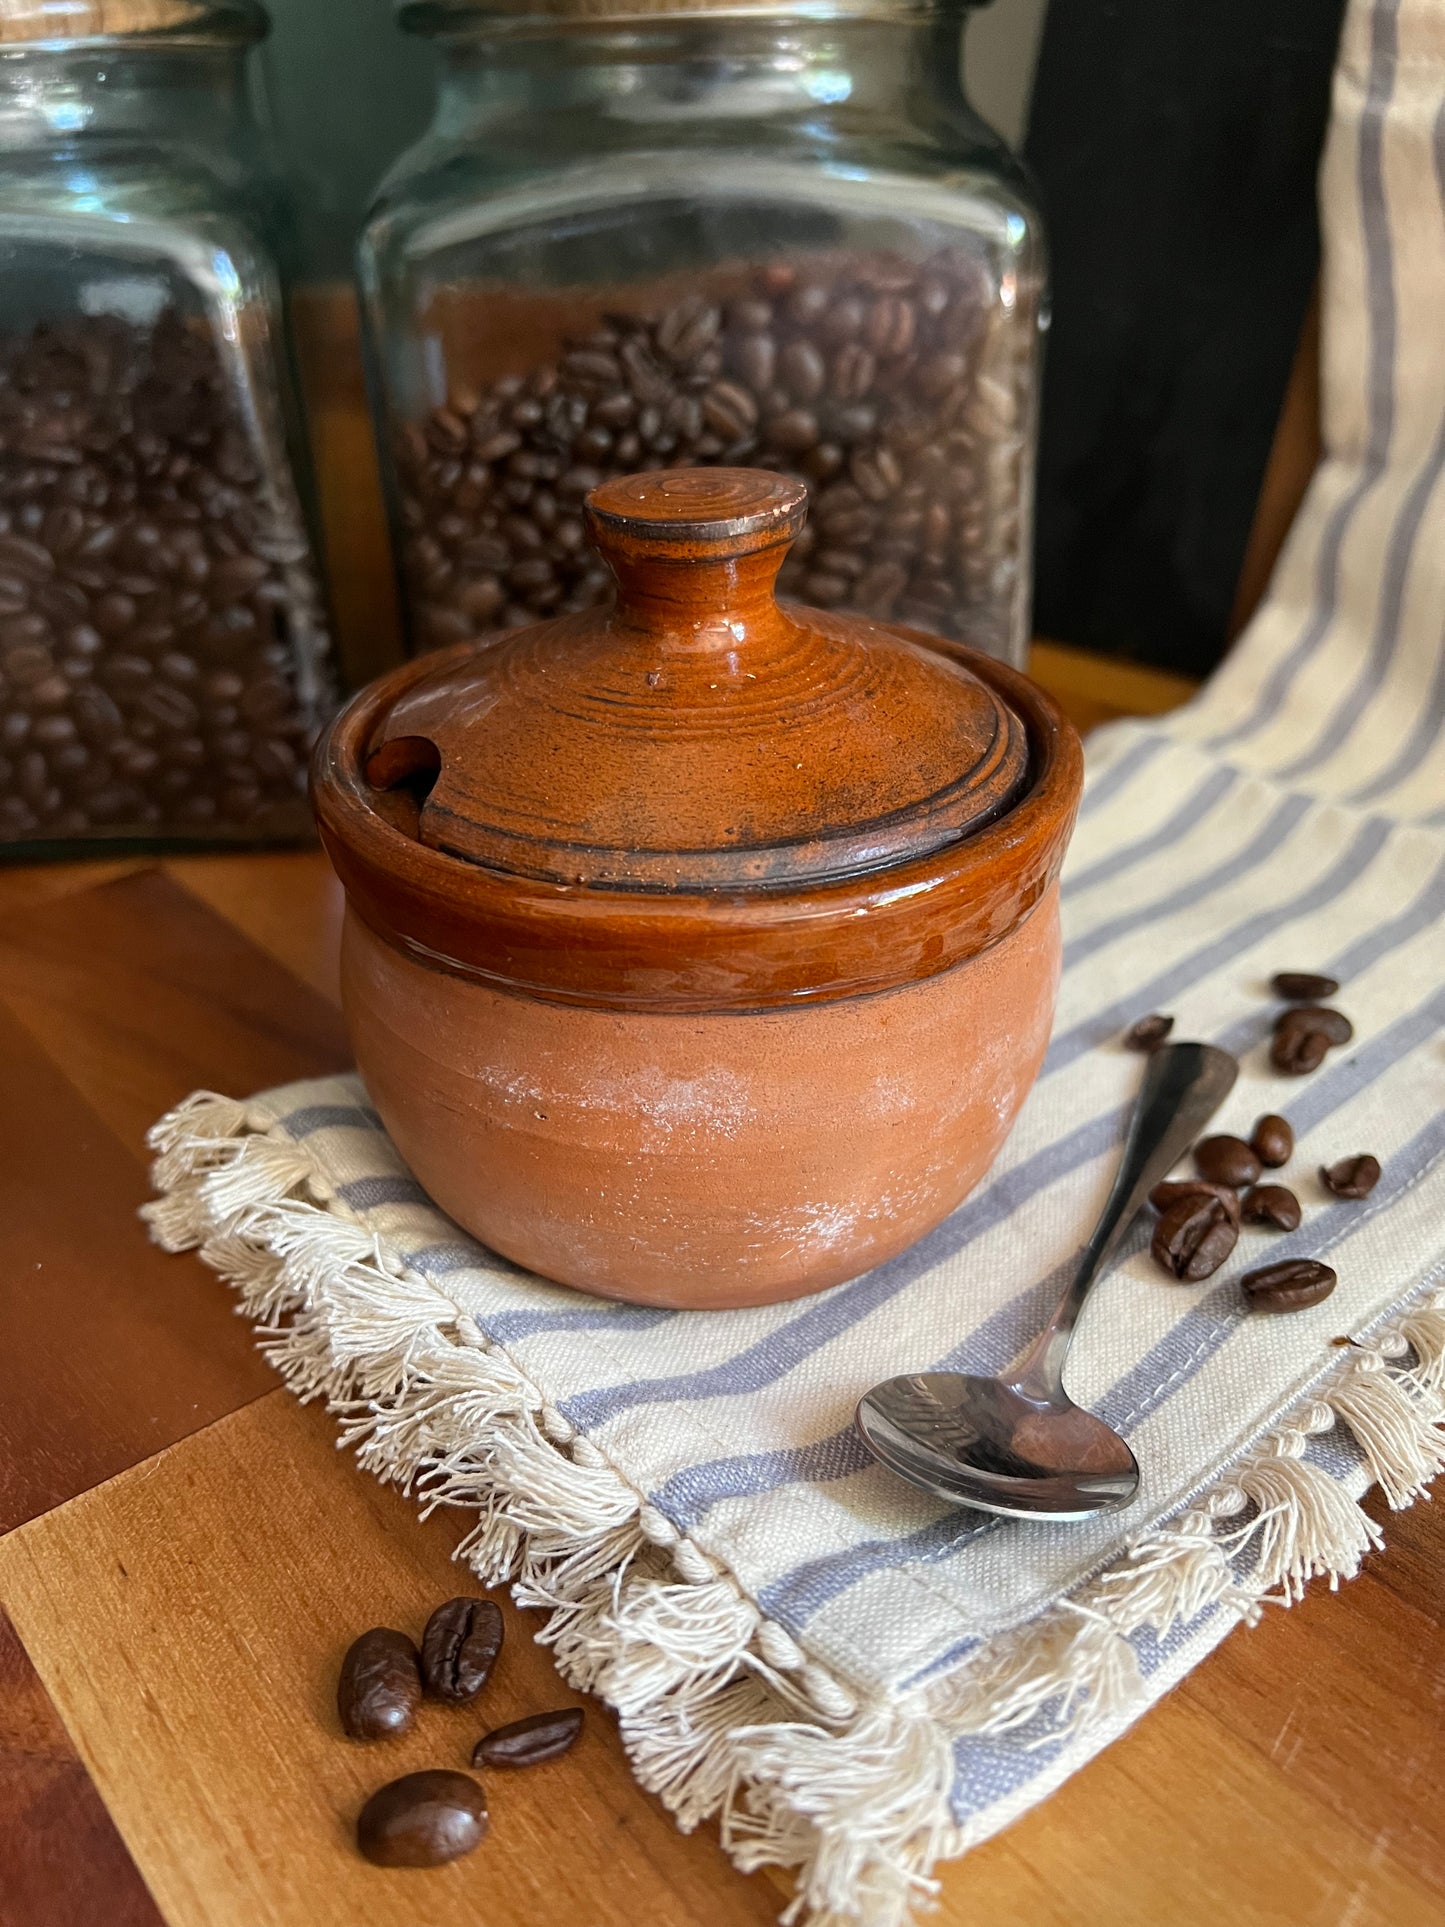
[312,633,1082,1015]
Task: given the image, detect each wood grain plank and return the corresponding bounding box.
[1358,1483,1445,1626]
[0,996,276,1532]
[1030,637,1199,735]
[163,852,345,1006]
[0,857,147,920]
[0,867,349,1152]
[0,1392,780,1927]
[947,1657,1443,1927]
[0,1609,165,1927]
[1179,1566,1445,1896]
[7,1375,1442,1927]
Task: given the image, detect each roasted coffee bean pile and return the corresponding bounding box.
[0,310,330,845]
[1126,972,1380,1312]
[395,251,1026,654]
[336,1592,583,1871]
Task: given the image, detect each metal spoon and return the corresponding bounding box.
[854,1040,1238,1521]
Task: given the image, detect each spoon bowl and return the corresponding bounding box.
[856,1371,1140,1519]
[853,1041,1238,1520]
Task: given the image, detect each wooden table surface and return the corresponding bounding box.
[1,651,1441,1927]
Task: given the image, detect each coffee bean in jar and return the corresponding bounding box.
[390,251,1029,659]
[0,310,332,851]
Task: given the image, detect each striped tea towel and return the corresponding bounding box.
[145,3,1445,1920]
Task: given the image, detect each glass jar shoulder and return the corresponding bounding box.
[0,135,280,247]
[361,110,1040,275]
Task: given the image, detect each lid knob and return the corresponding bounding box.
[585,468,808,648]
[586,467,808,556]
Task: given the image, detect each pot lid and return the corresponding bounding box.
[363,468,1028,893]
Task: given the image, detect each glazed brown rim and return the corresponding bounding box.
[311,631,1083,1014]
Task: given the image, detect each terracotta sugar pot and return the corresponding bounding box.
[312,469,1082,1308]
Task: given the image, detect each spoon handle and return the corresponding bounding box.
[1010,1041,1238,1397]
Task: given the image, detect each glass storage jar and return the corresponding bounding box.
[360,0,1044,664]
[0,0,333,855]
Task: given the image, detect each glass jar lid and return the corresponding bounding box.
[396,0,963,29]
[362,467,1027,894]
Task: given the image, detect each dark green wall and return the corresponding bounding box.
[254,0,436,280]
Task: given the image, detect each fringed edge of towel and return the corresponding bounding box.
[143,1090,1445,1927]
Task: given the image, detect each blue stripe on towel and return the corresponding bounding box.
[1208,0,1402,754]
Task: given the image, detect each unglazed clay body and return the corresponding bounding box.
[342,886,1059,1307]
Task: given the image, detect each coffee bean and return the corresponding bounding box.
[656,294,721,364]
[778,339,826,401]
[1292,1005,1353,1044]
[420,1596,504,1703]
[1240,1184,1302,1231]
[783,282,831,328]
[1241,1259,1337,1313]
[766,408,820,454]
[0,532,55,579]
[1194,1135,1262,1188]
[1272,971,1340,1001]
[472,1706,584,1769]
[701,381,758,442]
[830,343,877,403]
[356,1770,488,1869]
[854,559,908,608]
[1148,1179,1241,1223]
[1123,1012,1173,1051]
[337,1628,423,1741]
[1151,1194,1239,1282]
[850,447,902,502]
[865,295,916,357]
[731,334,776,391]
[1319,1154,1381,1199]
[1270,1003,1352,1075]
[1270,1021,1328,1076]
[1250,1113,1293,1168]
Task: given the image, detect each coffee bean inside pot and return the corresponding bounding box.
[356,1770,489,1868]
[0,310,330,845]
[1249,1113,1293,1168]
[1320,1153,1381,1199]
[1193,1135,1262,1189]
[337,1627,423,1741]
[1240,1258,1337,1313]
[472,1707,585,1769]
[1151,1193,1239,1282]
[420,1596,504,1703]
[393,250,1026,654]
[1240,1184,1302,1232]
[1123,1012,1174,1051]
[1271,971,1340,1001]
